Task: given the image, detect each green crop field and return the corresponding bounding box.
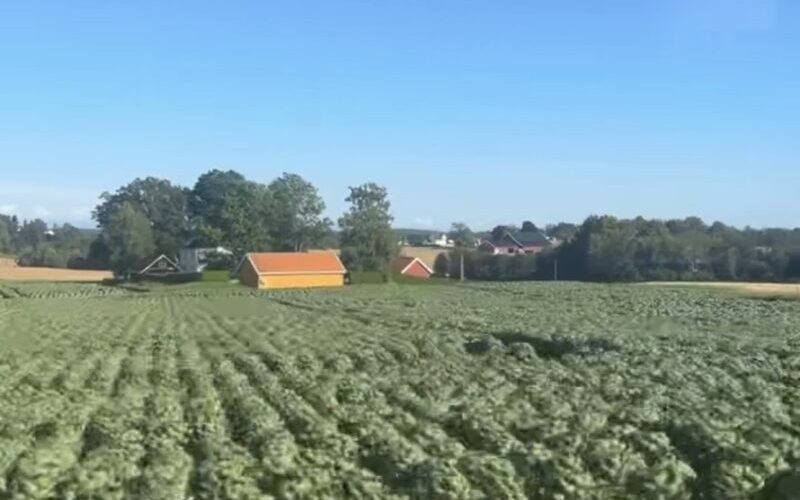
[0,282,799,499]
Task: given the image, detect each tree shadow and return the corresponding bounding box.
[464,332,620,360]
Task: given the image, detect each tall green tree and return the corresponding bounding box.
[490,225,509,241]
[448,222,475,280]
[189,169,273,255]
[215,182,272,257]
[189,169,248,235]
[338,183,396,272]
[433,252,450,276]
[448,222,475,248]
[94,177,189,257]
[0,216,12,254]
[103,202,156,274]
[267,173,332,251]
[16,219,48,251]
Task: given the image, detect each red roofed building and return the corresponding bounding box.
[391,256,433,279]
[237,252,347,289]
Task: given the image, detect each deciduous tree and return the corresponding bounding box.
[94,177,189,257]
[338,183,396,272]
[267,173,332,251]
[103,202,156,274]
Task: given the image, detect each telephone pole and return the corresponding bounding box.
[553,258,558,282]
[460,251,465,281]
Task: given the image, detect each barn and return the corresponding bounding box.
[392,256,433,279]
[237,252,347,290]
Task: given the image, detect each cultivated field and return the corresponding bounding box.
[643,281,800,298]
[0,257,17,268]
[0,266,112,283]
[0,282,798,498]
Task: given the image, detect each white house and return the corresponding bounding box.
[425,234,455,248]
[178,247,233,273]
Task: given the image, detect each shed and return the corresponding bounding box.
[392,256,433,279]
[237,252,347,290]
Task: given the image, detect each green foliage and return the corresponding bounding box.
[545,222,579,242]
[0,283,798,498]
[338,183,397,272]
[0,216,14,254]
[433,253,450,276]
[267,172,332,251]
[189,170,271,255]
[347,270,389,284]
[94,177,189,258]
[448,222,475,248]
[103,202,156,274]
[553,216,800,282]
[444,250,537,281]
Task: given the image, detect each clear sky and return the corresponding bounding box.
[0,0,798,230]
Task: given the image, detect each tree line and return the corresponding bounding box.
[0,215,97,268]
[1,170,397,276]
[437,216,800,282]
[4,176,800,282]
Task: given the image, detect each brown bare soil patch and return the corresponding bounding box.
[0,257,17,268]
[642,281,800,298]
[0,267,112,282]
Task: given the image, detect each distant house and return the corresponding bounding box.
[178,247,233,273]
[391,256,433,279]
[139,254,182,276]
[398,246,446,271]
[237,252,347,290]
[425,234,455,248]
[479,230,551,255]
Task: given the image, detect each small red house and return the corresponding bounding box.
[392,256,433,279]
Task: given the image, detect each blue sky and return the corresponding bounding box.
[0,0,798,230]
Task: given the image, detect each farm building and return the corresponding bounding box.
[392,256,433,279]
[139,254,182,276]
[398,246,444,271]
[237,252,347,290]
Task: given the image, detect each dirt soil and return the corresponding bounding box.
[643,281,800,297]
[0,267,112,282]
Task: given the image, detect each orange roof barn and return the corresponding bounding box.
[237,252,347,289]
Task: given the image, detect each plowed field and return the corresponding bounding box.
[0,266,112,282]
[0,282,798,499]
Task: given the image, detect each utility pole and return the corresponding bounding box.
[460,251,465,281]
[554,258,558,282]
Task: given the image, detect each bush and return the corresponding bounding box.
[204,252,235,271]
[445,250,537,281]
[348,271,388,285]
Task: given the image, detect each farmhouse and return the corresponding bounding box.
[392,256,433,279]
[237,252,347,290]
[479,230,551,255]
